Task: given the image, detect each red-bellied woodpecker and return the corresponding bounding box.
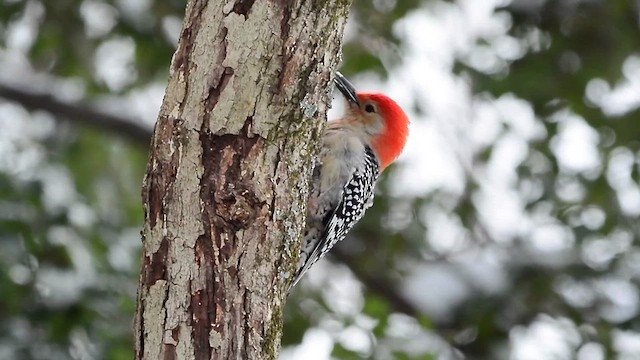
[291,72,410,289]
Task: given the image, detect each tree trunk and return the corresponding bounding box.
[133,0,351,359]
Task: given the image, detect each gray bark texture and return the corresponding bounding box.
[134,0,352,359]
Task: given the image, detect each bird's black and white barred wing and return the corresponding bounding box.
[291,147,380,288]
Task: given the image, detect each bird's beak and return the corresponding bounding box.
[334,71,359,106]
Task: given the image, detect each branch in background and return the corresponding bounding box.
[331,247,420,317]
[0,82,152,145]
[331,248,471,357]
[0,80,425,323]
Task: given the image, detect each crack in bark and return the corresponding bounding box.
[145,116,179,228]
[205,67,234,112]
[242,289,251,358]
[232,0,256,16]
[172,0,208,73]
[204,26,232,113]
[145,236,169,285]
[274,1,293,93]
[136,289,145,360]
[159,282,172,358]
[191,234,216,358]
[163,328,180,360]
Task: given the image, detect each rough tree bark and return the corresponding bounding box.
[134,0,352,359]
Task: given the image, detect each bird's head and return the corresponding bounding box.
[334,72,409,170]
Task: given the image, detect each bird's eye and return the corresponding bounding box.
[364,104,376,113]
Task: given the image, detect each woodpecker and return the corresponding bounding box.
[291,72,410,289]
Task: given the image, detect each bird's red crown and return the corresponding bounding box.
[359,92,409,170]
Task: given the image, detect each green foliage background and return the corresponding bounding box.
[1,0,639,359]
